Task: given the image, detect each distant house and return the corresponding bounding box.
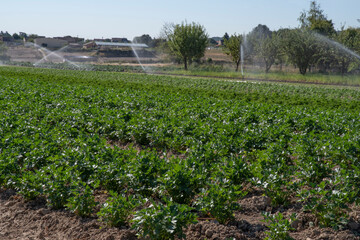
[83,41,97,49]
[0,36,14,42]
[83,41,148,50]
[68,43,83,49]
[34,38,67,48]
[95,41,148,49]
[94,38,111,42]
[112,38,129,43]
[55,36,84,44]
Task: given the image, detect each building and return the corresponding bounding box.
[95,41,148,48]
[55,36,84,44]
[83,41,148,49]
[83,41,97,49]
[0,36,14,42]
[68,43,83,49]
[112,38,129,43]
[94,38,111,42]
[34,38,68,48]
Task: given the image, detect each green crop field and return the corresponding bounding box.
[1,66,360,239]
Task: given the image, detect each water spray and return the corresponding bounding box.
[240,32,247,78]
[130,39,150,74]
[130,44,147,73]
[32,43,83,69]
[314,33,360,61]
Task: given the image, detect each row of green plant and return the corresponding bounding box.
[5,59,360,87]
[2,66,360,110]
[1,67,360,238]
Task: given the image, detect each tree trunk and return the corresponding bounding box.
[299,66,307,75]
[264,59,272,73]
[265,64,271,73]
[184,57,188,70]
[341,59,346,76]
[235,60,240,72]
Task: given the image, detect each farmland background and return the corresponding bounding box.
[1,66,360,239]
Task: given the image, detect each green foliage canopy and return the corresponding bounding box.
[299,1,335,36]
[165,22,208,70]
[282,29,319,75]
[223,34,242,72]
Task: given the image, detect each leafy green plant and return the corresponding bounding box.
[262,212,296,240]
[2,65,360,239]
[66,181,99,217]
[16,171,43,200]
[195,184,244,224]
[125,152,167,197]
[161,160,203,204]
[41,165,78,209]
[218,155,252,186]
[97,191,143,227]
[298,178,353,230]
[261,173,296,207]
[251,146,296,207]
[132,199,197,240]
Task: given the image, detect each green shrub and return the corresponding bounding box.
[41,165,77,209]
[16,171,43,200]
[195,184,243,224]
[262,212,296,240]
[66,181,99,217]
[132,200,197,240]
[262,212,295,240]
[125,152,167,197]
[97,191,143,227]
[298,179,353,230]
[161,160,203,204]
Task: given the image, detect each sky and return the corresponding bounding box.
[1,0,359,41]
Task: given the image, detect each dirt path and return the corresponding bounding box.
[0,189,136,240]
[1,188,359,240]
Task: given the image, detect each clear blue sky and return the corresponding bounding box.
[1,0,359,40]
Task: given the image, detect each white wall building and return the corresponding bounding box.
[34,38,67,48]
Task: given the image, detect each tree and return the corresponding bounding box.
[223,34,242,72]
[275,28,292,71]
[246,24,272,61]
[0,31,11,37]
[333,27,360,75]
[164,22,208,70]
[12,33,21,40]
[299,1,335,36]
[283,29,319,75]
[256,34,281,73]
[19,32,28,39]
[247,24,279,73]
[133,34,153,47]
[249,24,272,40]
[223,32,230,43]
[208,38,218,46]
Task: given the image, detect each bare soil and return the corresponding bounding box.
[1,188,359,240]
[204,49,232,63]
